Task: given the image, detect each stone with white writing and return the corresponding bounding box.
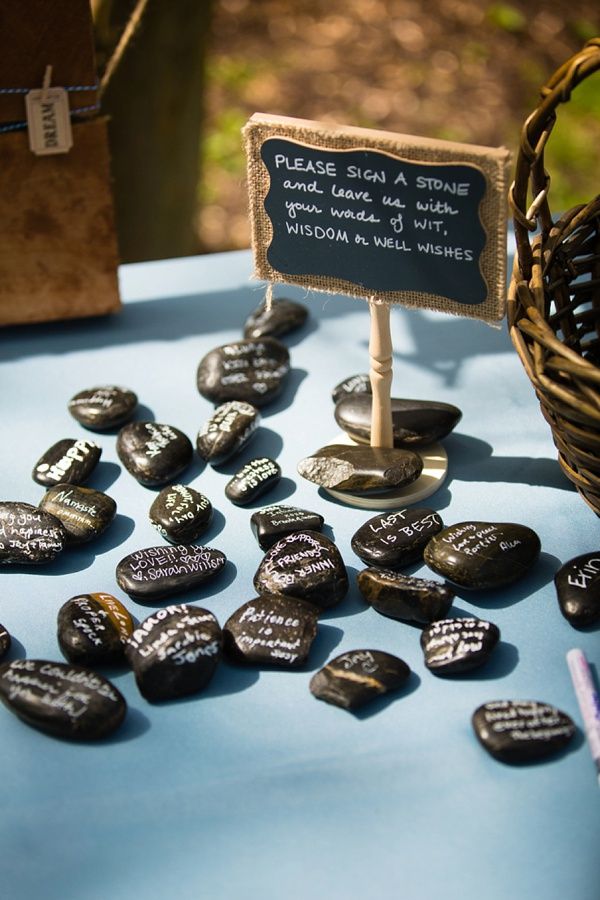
[116,544,226,601]
[250,503,325,550]
[310,649,410,711]
[32,438,101,487]
[0,502,66,565]
[116,421,193,487]
[39,484,116,544]
[554,552,600,627]
[351,507,443,568]
[149,484,213,544]
[196,400,260,465]
[243,297,308,340]
[421,617,500,674]
[335,395,462,447]
[0,658,126,740]
[472,700,576,763]
[125,604,222,702]
[0,624,11,662]
[424,521,541,589]
[225,457,281,506]
[224,594,318,667]
[297,444,422,493]
[254,530,348,611]
[357,568,454,624]
[331,373,371,405]
[57,593,134,666]
[196,337,290,407]
[68,385,138,431]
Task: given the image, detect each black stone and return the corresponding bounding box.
[331,373,371,405]
[125,604,222,702]
[334,395,462,447]
[32,438,101,486]
[116,544,226,601]
[68,385,138,430]
[224,594,318,667]
[554,552,600,627]
[310,649,410,710]
[0,502,66,565]
[250,503,325,551]
[424,521,541,590]
[117,422,193,487]
[57,593,134,666]
[196,337,290,407]
[0,659,126,740]
[254,530,348,611]
[0,624,11,662]
[472,700,576,763]
[297,444,422,493]
[421,617,500,674]
[39,483,116,544]
[351,507,443,568]
[196,400,260,465]
[243,297,308,340]
[225,457,281,506]
[357,568,454,625]
[149,484,213,544]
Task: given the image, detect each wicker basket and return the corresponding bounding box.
[507,38,600,515]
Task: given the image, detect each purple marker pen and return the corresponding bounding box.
[566,648,600,786]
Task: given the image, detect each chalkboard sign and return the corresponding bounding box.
[244,114,511,322]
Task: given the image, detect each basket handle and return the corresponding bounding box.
[509,38,600,280]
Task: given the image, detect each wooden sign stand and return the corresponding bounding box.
[368,299,393,449]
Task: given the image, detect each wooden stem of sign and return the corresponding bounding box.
[368,300,393,448]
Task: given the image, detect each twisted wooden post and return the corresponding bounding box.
[368,299,393,448]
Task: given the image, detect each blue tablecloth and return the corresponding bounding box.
[1,248,598,900]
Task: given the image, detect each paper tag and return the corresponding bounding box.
[25,87,73,155]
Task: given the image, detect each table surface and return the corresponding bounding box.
[1,247,598,900]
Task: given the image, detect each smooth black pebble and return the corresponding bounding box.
[32,438,101,487]
[117,422,193,487]
[357,568,454,625]
[196,400,260,465]
[196,337,290,407]
[310,649,410,710]
[472,700,576,763]
[554,552,600,627]
[331,373,371,405]
[225,457,281,506]
[116,544,226,601]
[243,297,308,340]
[254,530,348,611]
[149,484,213,543]
[297,444,422,493]
[68,385,137,430]
[351,507,443,568]
[250,503,325,551]
[57,593,134,665]
[0,501,66,564]
[224,594,318,667]
[421,617,500,674]
[39,483,116,544]
[0,624,11,661]
[335,395,462,447]
[0,659,126,740]
[125,604,222,702]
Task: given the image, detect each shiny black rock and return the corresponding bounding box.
[125,604,222,702]
[0,624,11,661]
[250,504,325,551]
[0,659,126,740]
[224,594,318,667]
[243,297,308,340]
[472,700,576,763]
[32,438,101,486]
[421,617,500,675]
[334,395,462,447]
[225,457,281,506]
[424,521,541,589]
[0,502,66,565]
[196,337,290,407]
[196,401,260,465]
[554,552,600,627]
[149,484,213,544]
[297,444,422,493]
[310,649,410,710]
[331,373,371,405]
[39,483,116,544]
[254,530,348,611]
[57,593,134,666]
[116,544,226,601]
[351,507,443,568]
[357,568,454,625]
[117,422,193,487]
[68,385,138,430]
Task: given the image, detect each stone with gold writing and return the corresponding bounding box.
[554,551,600,627]
[472,700,575,764]
[39,483,116,544]
[224,594,318,667]
[32,438,101,487]
[297,444,422,494]
[117,422,193,487]
[68,385,138,431]
[0,501,66,565]
[149,484,213,544]
[116,544,227,602]
[310,649,410,711]
[351,507,443,568]
[421,617,500,675]
[57,593,134,666]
